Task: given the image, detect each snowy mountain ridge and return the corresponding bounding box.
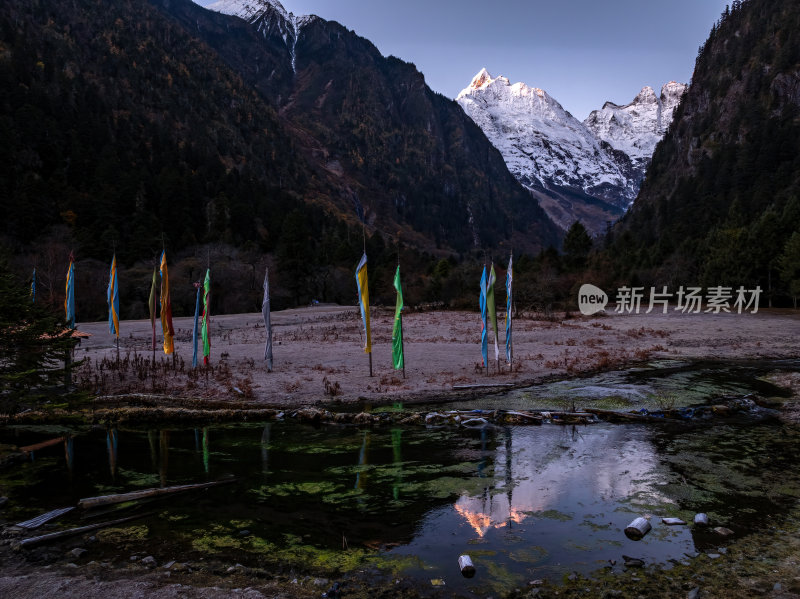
[584,81,687,165]
[206,0,315,71]
[456,69,686,232]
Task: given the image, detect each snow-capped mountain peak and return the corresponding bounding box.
[456,69,638,230]
[584,81,687,162]
[205,0,310,72]
[456,69,686,233]
[206,0,289,21]
[469,67,493,89]
[634,86,657,104]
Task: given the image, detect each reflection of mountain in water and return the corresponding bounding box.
[452,425,673,537]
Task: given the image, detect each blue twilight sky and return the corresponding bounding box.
[197,0,731,120]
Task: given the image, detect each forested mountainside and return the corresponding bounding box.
[158,0,560,253]
[0,0,560,317]
[610,0,800,301]
[0,0,308,261]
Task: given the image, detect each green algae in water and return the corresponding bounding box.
[5,392,800,597]
[509,546,548,564]
[96,524,149,546]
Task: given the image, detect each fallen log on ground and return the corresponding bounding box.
[540,411,598,424]
[17,512,152,549]
[452,384,515,390]
[78,479,236,510]
[497,411,543,425]
[16,507,75,529]
[584,408,671,423]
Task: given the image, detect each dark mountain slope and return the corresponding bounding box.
[155,0,561,253]
[0,0,313,263]
[611,0,800,296]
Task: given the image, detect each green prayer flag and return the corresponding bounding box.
[392,265,404,370]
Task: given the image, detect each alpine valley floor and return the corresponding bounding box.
[69,305,800,409]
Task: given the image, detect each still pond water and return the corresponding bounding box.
[3,412,800,596]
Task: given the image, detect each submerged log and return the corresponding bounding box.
[17,512,151,549]
[16,507,75,529]
[662,517,687,526]
[624,517,652,540]
[78,479,235,510]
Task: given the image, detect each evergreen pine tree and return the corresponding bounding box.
[563,221,593,270]
[0,255,80,411]
[778,232,800,308]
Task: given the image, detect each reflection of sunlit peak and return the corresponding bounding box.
[453,502,532,537]
[509,508,528,524]
[454,503,492,537]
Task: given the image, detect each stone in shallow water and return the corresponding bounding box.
[713,526,734,536]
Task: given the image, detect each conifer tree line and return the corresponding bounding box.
[3,0,800,317]
[604,0,800,304]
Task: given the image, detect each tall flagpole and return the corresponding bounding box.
[400,311,405,379]
[362,224,372,378]
[508,251,513,372]
[398,240,405,379]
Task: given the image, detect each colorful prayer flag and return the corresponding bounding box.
[355,253,371,354]
[65,254,75,329]
[392,265,404,370]
[148,266,157,351]
[487,263,499,362]
[159,251,174,354]
[505,254,513,363]
[262,267,273,371]
[107,254,119,338]
[201,268,211,365]
[479,266,488,367]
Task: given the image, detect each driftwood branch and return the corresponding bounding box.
[78,479,236,510]
[16,507,74,529]
[17,513,152,549]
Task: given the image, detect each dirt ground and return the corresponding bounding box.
[71,305,800,407]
